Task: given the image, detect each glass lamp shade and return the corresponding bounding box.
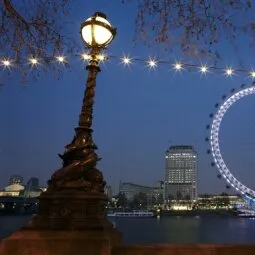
[81,12,116,48]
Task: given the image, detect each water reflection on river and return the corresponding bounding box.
[1,215,255,244]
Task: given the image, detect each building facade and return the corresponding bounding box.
[9,175,23,185]
[104,185,113,200]
[164,145,197,201]
[26,177,39,188]
[119,181,164,203]
[119,182,151,200]
[0,184,25,197]
[119,182,153,200]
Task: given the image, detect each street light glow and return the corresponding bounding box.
[200,65,208,74]
[225,68,234,76]
[56,56,66,63]
[81,12,116,48]
[121,55,132,67]
[29,58,38,66]
[81,53,91,60]
[147,58,157,69]
[2,59,11,67]
[173,62,183,71]
[250,70,255,79]
[149,60,156,67]
[96,54,107,61]
[122,57,131,64]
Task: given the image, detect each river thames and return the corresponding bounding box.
[1,215,255,244]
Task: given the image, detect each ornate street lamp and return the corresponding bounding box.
[0,12,121,255]
[81,12,116,48]
[27,12,117,231]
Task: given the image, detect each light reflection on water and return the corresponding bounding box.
[109,216,255,244]
[1,215,255,244]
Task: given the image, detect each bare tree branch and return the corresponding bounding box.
[0,0,78,82]
[124,0,254,59]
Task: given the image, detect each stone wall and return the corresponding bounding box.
[112,244,255,255]
[1,242,255,254]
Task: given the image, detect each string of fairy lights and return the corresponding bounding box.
[1,52,255,79]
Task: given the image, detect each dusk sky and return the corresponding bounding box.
[0,1,255,194]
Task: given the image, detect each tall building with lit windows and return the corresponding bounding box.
[164,145,197,201]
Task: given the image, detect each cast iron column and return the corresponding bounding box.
[26,48,112,231]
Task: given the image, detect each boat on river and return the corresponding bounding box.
[237,209,255,218]
[107,210,155,218]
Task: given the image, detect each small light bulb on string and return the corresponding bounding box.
[1,58,13,69]
[146,57,157,70]
[29,58,39,67]
[225,67,234,77]
[148,60,156,67]
[121,56,131,65]
[81,53,91,61]
[200,65,208,74]
[173,62,183,72]
[56,56,66,63]
[2,59,11,67]
[123,57,131,64]
[96,54,107,62]
[249,70,255,80]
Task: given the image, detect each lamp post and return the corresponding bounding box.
[26,12,117,230]
[0,12,121,255]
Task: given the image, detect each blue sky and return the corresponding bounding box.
[0,1,255,194]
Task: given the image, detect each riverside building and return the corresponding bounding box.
[164,145,197,202]
[9,175,23,185]
[119,181,164,202]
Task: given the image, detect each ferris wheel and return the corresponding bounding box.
[207,83,255,201]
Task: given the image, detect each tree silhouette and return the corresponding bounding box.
[115,192,128,208]
[176,191,183,201]
[157,193,164,205]
[3,1,255,63]
[0,0,76,81]
[125,0,254,58]
[130,192,148,209]
[1,0,75,59]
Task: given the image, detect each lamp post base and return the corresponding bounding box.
[0,189,122,255]
[0,228,121,255]
[26,188,113,231]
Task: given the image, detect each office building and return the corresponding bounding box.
[164,145,197,201]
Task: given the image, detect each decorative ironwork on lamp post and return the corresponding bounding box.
[27,12,117,230]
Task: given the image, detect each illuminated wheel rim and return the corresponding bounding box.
[210,86,255,200]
